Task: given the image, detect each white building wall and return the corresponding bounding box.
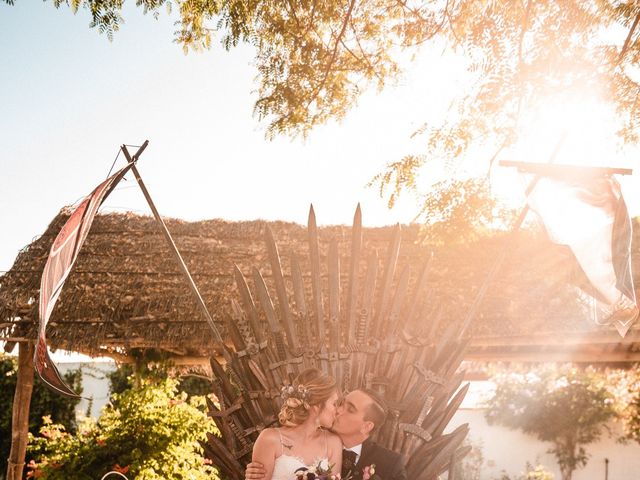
[57,361,117,419]
[449,408,640,480]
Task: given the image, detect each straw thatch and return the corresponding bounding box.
[0,208,607,360]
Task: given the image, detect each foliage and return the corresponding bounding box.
[485,365,616,480]
[493,463,555,480]
[0,353,82,476]
[368,171,518,245]
[602,365,640,444]
[27,377,219,480]
[6,0,640,150]
[409,177,515,245]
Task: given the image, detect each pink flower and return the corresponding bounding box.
[113,464,130,474]
[362,464,376,480]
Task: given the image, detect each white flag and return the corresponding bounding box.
[528,174,637,337]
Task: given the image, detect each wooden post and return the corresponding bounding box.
[459,133,567,337]
[120,143,223,345]
[6,341,35,480]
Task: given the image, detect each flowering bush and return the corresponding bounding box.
[27,378,219,480]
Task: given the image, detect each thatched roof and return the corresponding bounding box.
[0,209,634,361]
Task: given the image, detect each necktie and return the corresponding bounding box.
[342,449,358,478]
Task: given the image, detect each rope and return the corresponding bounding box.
[104,143,141,180]
[105,148,122,180]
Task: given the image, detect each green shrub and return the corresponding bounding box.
[27,378,219,480]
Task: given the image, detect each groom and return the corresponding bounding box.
[245,388,407,480]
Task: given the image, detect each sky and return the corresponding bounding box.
[2,1,640,277]
[0,1,473,275]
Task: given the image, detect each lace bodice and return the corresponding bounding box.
[269,428,330,480]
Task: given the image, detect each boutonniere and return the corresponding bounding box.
[362,464,379,480]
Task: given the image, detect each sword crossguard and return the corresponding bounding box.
[413,364,445,386]
[317,351,349,362]
[398,423,432,442]
[209,402,244,417]
[269,357,304,370]
[236,340,268,358]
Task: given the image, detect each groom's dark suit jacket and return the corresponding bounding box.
[342,439,407,480]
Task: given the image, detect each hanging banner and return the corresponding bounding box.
[528,174,638,337]
[36,165,133,397]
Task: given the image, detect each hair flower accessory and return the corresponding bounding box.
[281,383,310,402]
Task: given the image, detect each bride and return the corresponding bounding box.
[251,368,343,480]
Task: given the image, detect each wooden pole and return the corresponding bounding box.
[459,133,567,337]
[120,143,223,345]
[6,341,35,480]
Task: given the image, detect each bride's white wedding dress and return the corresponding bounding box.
[270,429,330,480]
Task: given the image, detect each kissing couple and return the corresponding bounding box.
[246,368,407,480]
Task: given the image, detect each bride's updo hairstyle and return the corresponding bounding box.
[278,368,336,427]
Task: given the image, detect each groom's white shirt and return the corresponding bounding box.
[344,443,362,464]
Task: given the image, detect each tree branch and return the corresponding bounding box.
[305,0,357,110]
[619,9,640,64]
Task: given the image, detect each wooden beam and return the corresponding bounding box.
[6,342,35,480]
[464,349,640,363]
[499,160,633,176]
[470,330,640,347]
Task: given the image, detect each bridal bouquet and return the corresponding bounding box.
[294,459,340,480]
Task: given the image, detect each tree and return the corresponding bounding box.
[0,353,82,479]
[485,365,617,480]
[27,377,219,480]
[368,175,516,244]
[605,365,640,444]
[5,0,640,157]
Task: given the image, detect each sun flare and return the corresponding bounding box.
[492,91,631,210]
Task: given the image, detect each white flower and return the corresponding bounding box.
[318,459,330,471]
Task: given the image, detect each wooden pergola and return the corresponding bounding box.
[3,210,638,364]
